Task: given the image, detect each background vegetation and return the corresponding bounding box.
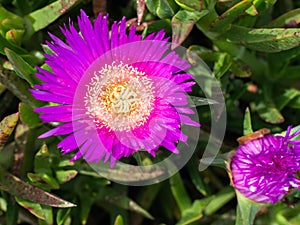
[1,0,300,224]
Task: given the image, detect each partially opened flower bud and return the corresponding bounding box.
[229,126,300,204]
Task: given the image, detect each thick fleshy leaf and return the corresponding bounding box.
[145,0,178,19]
[19,103,42,128]
[229,59,251,78]
[256,101,284,124]
[187,160,208,196]
[56,208,72,225]
[27,173,60,190]
[0,68,44,108]
[170,172,192,213]
[276,88,300,110]
[172,10,208,46]
[98,187,153,219]
[266,8,300,28]
[219,25,300,52]
[15,197,46,220]
[25,0,80,34]
[204,187,235,215]
[0,112,19,148]
[5,48,39,86]
[5,29,25,45]
[55,170,78,184]
[235,191,261,225]
[243,107,253,135]
[0,34,27,55]
[174,0,201,11]
[176,199,207,225]
[114,215,124,225]
[210,0,253,33]
[0,167,76,208]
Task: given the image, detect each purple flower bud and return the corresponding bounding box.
[229,126,300,204]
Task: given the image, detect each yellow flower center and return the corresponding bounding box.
[85,62,154,132]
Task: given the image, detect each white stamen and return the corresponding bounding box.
[84,62,155,132]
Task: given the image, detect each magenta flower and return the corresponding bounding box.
[229,126,300,204]
[31,10,199,166]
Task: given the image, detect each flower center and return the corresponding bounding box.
[85,62,155,132]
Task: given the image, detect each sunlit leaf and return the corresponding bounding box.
[243,107,253,135]
[25,0,81,34]
[114,215,124,225]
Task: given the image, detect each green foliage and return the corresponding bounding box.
[0,0,300,224]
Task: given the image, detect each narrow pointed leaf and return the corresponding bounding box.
[243,107,253,135]
[219,25,300,52]
[25,0,80,34]
[15,197,46,220]
[114,215,124,225]
[266,8,300,28]
[98,187,153,219]
[0,68,44,108]
[56,208,72,225]
[176,200,205,225]
[0,167,76,208]
[210,0,253,33]
[170,172,192,213]
[5,48,39,86]
[172,10,208,46]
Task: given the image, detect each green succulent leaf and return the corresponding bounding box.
[0,166,76,208]
[145,0,178,19]
[172,9,208,46]
[15,197,46,220]
[219,25,300,52]
[266,8,300,28]
[19,102,42,128]
[114,215,125,225]
[170,172,192,213]
[25,0,81,34]
[174,0,201,11]
[235,191,261,225]
[4,48,39,86]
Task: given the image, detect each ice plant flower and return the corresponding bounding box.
[229,126,300,204]
[31,10,199,166]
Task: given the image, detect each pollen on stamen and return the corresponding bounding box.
[84,62,155,132]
